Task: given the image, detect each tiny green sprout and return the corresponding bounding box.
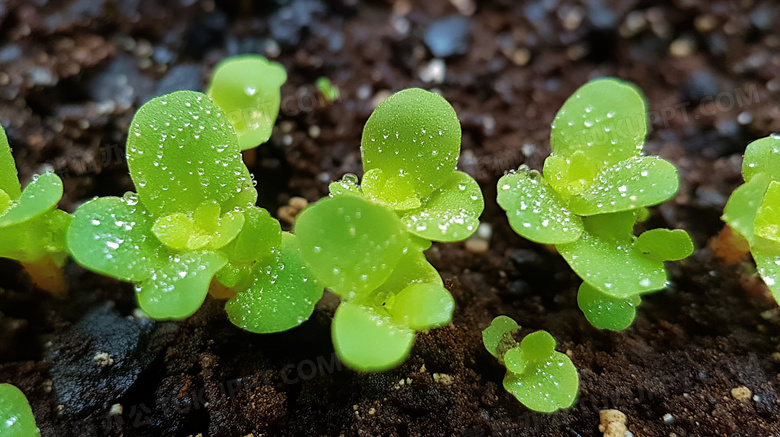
[294,88,480,371]
[497,78,693,330]
[315,77,340,103]
[206,55,287,150]
[482,316,579,413]
[0,124,71,296]
[722,134,780,303]
[67,91,321,329]
[0,383,38,436]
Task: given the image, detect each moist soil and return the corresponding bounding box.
[1,0,780,436]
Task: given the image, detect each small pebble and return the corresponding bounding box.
[731,386,752,400]
[109,404,123,415]
[465,237,489,254]
[599,409,628,437]
[419,59,446,84]
[433,373,453,385]
[669,38,695,57]
[662,413,675,424]
[308,125,321,138]
[476,223,492,240]
[371,90,392,108]
[424,15,470,57]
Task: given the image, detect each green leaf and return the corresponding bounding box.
[329,174,362,197]
[361,88,461,199]
[401,171,483,242]
[0,383,37,437]
[482,315,519,359]
[0,173,63,227]
[557,224,667,298]
[577,282,641,330]
[0,209,71,263]
[551,78,647,168]
[151,204,245,251]
[225,233,324,333]
[137,251,228,320]
[331,301,415,372]
[0,125,21,199]
[752,237,780,304]
[742,134,780,183]
[221,205,281,263]
[295,195,409,297]
[207,55,287,150]
[722,172,770,246]
[126,90,257,217]
[67,194,161,282]
[754,181,780,243]
[361,168,421,211]
[368,247,442,308]
[496,168,583,244]
[503,331,579,413]
[542,151,600,199]
[634,228,694,261]
[389,282,454,331]
[567,156,679,216]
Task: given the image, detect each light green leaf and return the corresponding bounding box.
[361,88,461,199]
[752,237,780,304]
[0,383,38,437]
[543,151,600,199]
[0,173,63,227]
[368,247,442,309]
[361,168,421,211]
[295,195,409,297]
[207,55,287,150]
[137,251,228,320]
[221,205,281,263]
[0,125,21,199]
[557,224,667,298]
[389,282,454,331]
[551,78,647,168]
[225,233,324,333]
[496,168,583,244]
[332,301,415,372]
[482,315,519,360]
[329,174,362,197]
[742,134,780,183]
[577,282,641,330]
[67,193,161,282]
[126,90,257,216]
[567,156,679,216]
[722,172,770,246]
[401,171,483,242]
[754,181,780,243]
[503,331,579,413]
[634,228,694,261]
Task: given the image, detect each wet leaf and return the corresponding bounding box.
[577,282,641,330]
[0,173,63,227]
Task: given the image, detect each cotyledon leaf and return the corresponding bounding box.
[225,233,324,333]
[722,172,770,246]
[295,195,409,297]
[0,125,21,199]
[482,315,520,360]
[136,251,228,320]
[752,237,780,304]
[207,55,287,150]
[496,168,583,245]
[67,193,161,283]
[551,77,647,168]
[566,156,679,216]
[502,331,579,413]
[0,383,38,437]
[331,300,415,372]
[389,282,454,331]
[0,173,63,227]
[577,281,641,331]
[367,247,442,312]
[401,171,483,242]
[361,168,422,211]
[361,88,461,199]
[634,228,694,262]
[126,90,256,217]
[742,134,780,183]
[557,225,667,298]
[753,180,780,243]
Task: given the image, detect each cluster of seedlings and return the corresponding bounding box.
[2,55,776,433]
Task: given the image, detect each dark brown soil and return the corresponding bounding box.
[1,0,780,436]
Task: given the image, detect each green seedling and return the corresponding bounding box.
[0,124,71,296]
[316,77,340,103]
[206,55,287,150]
[722,134,780,303]
[295,88,483,371]
[67,91,321,330]
[0,383,38,436]
[497,78,693,330]
[482,316,578,413]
